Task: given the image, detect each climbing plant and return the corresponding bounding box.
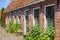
[23,24,55,40]
[6,21,22,33]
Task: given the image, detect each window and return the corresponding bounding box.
[18,12,21,24]
[24,10,29,33]
[46,6,54,27]
[14,15,16,23]
[18,16,21,20]
[33,8,40,25]
[25,11,29,24]
[44,4,55,29]
[9,13,11,21]
[35,0,41,1]
[34,9,39,24]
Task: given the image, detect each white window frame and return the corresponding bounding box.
[33,7,40,26]
[24,10,29,34]
[44,4,55,30]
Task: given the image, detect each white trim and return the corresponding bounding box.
[33,7,40,26]
[44,4,55,8]
[44,4,55,30]
[24,10,29,34]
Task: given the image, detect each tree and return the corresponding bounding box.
[1,8,4,16]
[0,7,4,17]
[0,7,5,26]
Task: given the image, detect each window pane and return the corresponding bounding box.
[46,6,54,27]
[25,11,29,24]
[34,9,39,24]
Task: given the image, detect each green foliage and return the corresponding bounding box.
[40,24,55,40]
[0,7,4,26]
[23,24,55,40]
[6,21,22,33]
[0,7,4,14]
[45,22,55,40]
[23,24,41,40]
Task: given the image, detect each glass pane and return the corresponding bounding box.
[25,11,29,24]
[26,11,29,16]
[46,6,54,27]
[34,9,39,24]
[26,27,29,32]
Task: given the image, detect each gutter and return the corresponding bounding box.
[5,0,44,13]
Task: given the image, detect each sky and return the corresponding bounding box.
[0,0,11,9]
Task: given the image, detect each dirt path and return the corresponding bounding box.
[0,27,22,40]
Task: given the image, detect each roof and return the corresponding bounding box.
[5,0,44,13]
[5,1,17,12]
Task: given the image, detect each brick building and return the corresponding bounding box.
[4,0,60,40]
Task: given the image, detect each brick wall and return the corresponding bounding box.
[20,0,56,31]
[5,0,60,40]
[54,0,60,40]
[20,0,60,40]
[55,10,60,40]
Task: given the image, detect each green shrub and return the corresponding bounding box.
[23,24,55,40]
[23,24,41,40]
[6,21,22,33]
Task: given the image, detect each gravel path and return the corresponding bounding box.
[0,27,22,40]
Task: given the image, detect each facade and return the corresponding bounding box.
[4,0,60,40]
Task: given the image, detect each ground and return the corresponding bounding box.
[0,27,22,40]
